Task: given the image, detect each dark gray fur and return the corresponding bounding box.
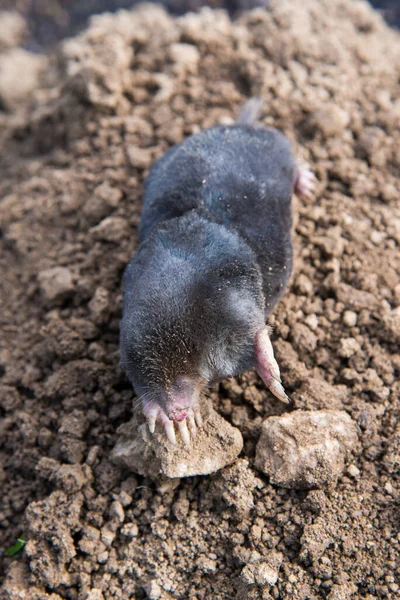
[120,115,297,402]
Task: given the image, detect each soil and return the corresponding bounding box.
[0,0,398,52]
[0,1,399,598]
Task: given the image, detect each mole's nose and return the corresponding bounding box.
[167,408,188,422]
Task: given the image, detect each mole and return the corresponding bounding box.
[120,99,316,446]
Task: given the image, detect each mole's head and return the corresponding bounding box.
[120,266,289,445]
[120,304,205,444]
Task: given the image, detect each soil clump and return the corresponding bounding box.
[0,1,399,598]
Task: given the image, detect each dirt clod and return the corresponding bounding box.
[37,267,75,305]
[1,1,399,598]
[255,410,360,489]
[0,48,45,109]
[111,397,243,477]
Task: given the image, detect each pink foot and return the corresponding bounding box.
[255,326,290,404]
[295,166,316,200]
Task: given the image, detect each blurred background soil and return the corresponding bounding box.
[0,0,398,50]
[0,1,399,599]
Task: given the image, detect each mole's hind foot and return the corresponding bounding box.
[143,402,202,447]
[295,166,316,200]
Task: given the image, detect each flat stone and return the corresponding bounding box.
[255,410,360,490]
[111,397,243,478]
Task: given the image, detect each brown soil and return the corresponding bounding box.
[0,1,399,598]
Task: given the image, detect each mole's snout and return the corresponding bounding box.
[165,378,196,423]
[167,407,188,422]
[141,377,203,446]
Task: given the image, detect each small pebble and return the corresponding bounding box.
[384,481,393,495]
[169,43,200,68]
[305,314,319,330]
[121,523,139,538]
[313,104,349,136]
[118,490,133,507]
[0,11,27,49]
[97,551,109,564]
[86,590,105,600]
[370,230,386,245]
[88,287,110,324]
[347,464,360,478]
[38,266,74,304]
[90,216,130,242]
[343,310,358,327]
[127,147,153,169]
[146,581,162,600]
[339,337,361,358]
[101,526,116,547]
[109,500,124,523]
[86,445,101,466]
[296,273,313,295]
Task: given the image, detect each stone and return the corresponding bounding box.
[305,314,319,331]
[0,48,45,109]
[86,590,105,600]
[109,500,124,523]
[209,459,259,519]
[126,146,154,169]
[313,105,350,136]
[347,464,360,478]
[339,337,361,358]
[90,216,130,242]
[38,267,74,304]
[291,323,318,353]
[240,551,283,590]
[111,397,243,478]
[314,227,345,258]
[0,11,27,49]
[255,410,360,490]
[88,287,111,324]
[343,310,358,327]
[382,428,400,474]
[121,523,139,538]
[146,581,163,600]
[169,43,200,70]
[296,273,313,295]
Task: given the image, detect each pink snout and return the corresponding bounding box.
[167,408,188,422]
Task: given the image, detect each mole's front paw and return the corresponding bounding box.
[295,166,317,200]
[255,326,291,404]
[142,402,202,447]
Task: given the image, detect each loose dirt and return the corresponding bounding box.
[0,1,399,598]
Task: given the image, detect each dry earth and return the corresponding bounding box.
[0,1,399,598]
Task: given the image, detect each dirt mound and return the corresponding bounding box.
[0,1,399,598]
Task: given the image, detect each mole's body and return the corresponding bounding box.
[120,101,315,444]
[140,124,295,310]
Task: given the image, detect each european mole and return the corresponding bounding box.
[120,99,315,445]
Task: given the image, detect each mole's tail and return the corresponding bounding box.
[237,97,264,127]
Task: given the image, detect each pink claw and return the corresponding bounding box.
[177,420,191,447]
[295,166,317,200]
[255,326,291,404]
[163,419,177,445]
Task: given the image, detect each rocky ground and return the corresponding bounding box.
[0,1,399,598]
